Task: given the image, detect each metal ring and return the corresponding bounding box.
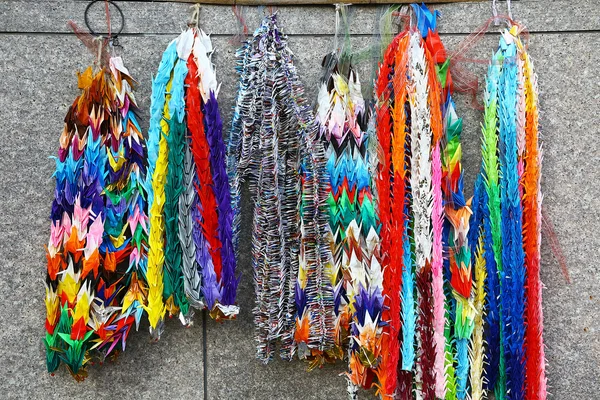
[84,0,124,39]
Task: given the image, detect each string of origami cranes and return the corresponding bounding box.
[44,2,547,399]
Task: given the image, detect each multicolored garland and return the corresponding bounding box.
[45,54,149,379]
[312,9,384,392]
[146,23,238,338]
[374,10,450,398]
[470,24,546,400]
[227,13,331,363]
[45,14,239,379]
[412,5,476,399]
[44,6,548,395]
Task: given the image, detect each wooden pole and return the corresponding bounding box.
[163,0,479,4]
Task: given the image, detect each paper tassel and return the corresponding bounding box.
[374,8,453,396]
[375,29,411,400]
[227,14,330,362]
[45,55,149,379]
[146,26,238,329]
[407,31,437,399]
[471,24,546,400]
[145,41,178,339]
[311,35,384,388]
[187,44,221,312]
[297,99,336,365]
[519,33,547,400]
[163,55,188,321]
[421,22,449,400]
[475,52,504,396]
[470,224,487,400]
[498,28,527,400]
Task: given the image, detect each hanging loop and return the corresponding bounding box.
[492,0,513,26]
[84,0,124,41]
[334,3,341,54]
[188,4,200,28]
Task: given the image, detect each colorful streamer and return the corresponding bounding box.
[374,8,448,397]
[45,54,149,379]
[43,7,548,396]
[471,24,547,400]
[146,26,239,331]
[312,10,384,391]
[227,13,331,363]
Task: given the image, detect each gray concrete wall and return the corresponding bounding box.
[0,1,598,399]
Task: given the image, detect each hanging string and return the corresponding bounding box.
[105,0,111,40]
[230,5,249,45]
[333,3,353,56]
[188,4,200,28]
[76,0,124,67]
[492,0,499,25]
[345,5,407,101]
[103,0,118,57]
[493,0,513,26]
[332,3,354,78]
[391,8,411,37]
[95,36,103,68]
[447,14,520,109]
[69,20,110,68]
[541,208,571,283]
[334,3,341,54]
